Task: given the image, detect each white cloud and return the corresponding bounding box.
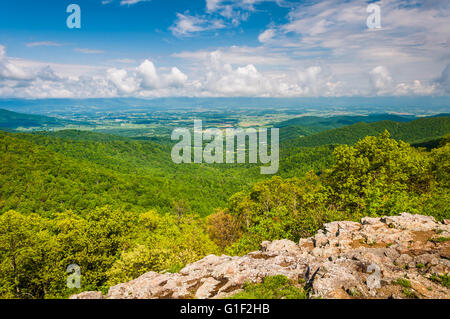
[107,68,139,94]
[173,46,292,66]
[110,58,137,64]
[166,0,448,97]
[0,44,341,98]
[436,64,450,94]
[106,59,189,96]
[25,41,63,48]
[170,13,225,36]
[194,50,341,97]
[258,29,276,43]
[174,0,274,37]
[101,0,149,5]
[395,80,436,96]
[119,0,149,6]
[370,65,436,96]
[370,66,393,94]
[2,0,450,102]
[164,67,188,87]
[74,48,105,54]
[0,46,33,81]
[137,59,159,89]
[206,0,222,12]
[253,0,449,96]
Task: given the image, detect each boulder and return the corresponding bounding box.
[71,213,450,300]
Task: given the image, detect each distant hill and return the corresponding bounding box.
[276,114,414,141]
[283,116,450,148]
[0,108,78,129]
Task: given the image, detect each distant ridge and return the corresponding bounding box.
[430,113,450,118]
[276,113,415,141]
[283,116,450,148]
[0,108,79,129]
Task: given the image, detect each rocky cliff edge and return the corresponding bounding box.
[71,213,450,299]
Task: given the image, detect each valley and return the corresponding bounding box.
[0,102,449,299]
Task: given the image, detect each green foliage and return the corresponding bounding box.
[324,131,433,217]
[225,173,348,256]
[429,274,450,288]
[0,117,448,299]
[106,211,218,285]
[392,278,412,288]
[276,113,413,142]
[0,211,62,298]
[429,237,450,243]
[0,108,77,129]
[0,130,263,217]
[402,288,419,299]
[0,208,217,298]
[228,275,308,299]
[284,117,450,148]
[223,132,449,256]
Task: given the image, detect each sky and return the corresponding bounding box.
[0,0,449,99]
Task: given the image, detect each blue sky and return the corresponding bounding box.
[0,0,449,98]
[0,0,289,65]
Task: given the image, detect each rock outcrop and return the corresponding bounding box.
[71,213,450,299]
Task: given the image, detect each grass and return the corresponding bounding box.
[392,278,419,298]
[416,263,425,269]
[228,275,308,299]
[347,288,362,297]
[166,263,185,273]
[429,274,450,288]
[402,288,419,299]
[392,278,412,288]
[428,237,450,243]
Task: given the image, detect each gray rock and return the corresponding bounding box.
[71,213,450,300]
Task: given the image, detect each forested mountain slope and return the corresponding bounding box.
[1,128,449,299]
[1,116,449,217]
[0,131,262,216]
[283,117,450,148]
[276,113,414,141]
[0,108,78,129]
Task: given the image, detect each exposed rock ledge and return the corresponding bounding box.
[71,213,450,299]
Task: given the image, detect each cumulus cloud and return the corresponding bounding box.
[0,41,442,99]
[370,65,436,96]
[370,66,393,94]
[436,64,450,94]
[0,46,33,81]
[137,59,159,89]
[164,67,188,87]
[194,50,341,97]
[107,68,139,94]
[249,0,449,96]
[106,59,190,95]
[3,0,450,101]
[0,45,190,98]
